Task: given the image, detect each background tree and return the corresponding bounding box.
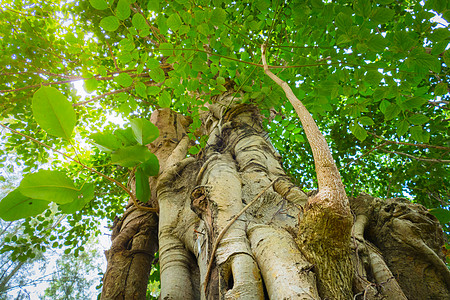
[40,239,102,300]
[1,0,449,299]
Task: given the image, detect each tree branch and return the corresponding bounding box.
[106,40,119,71]
[368,132,450,150]
[72,86,134,107]
[379,149,450,164]
[343,142,390,169]
[261,43,347,201]
[0,72,150,94]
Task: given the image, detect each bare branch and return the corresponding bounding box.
[368,132,450,151]
[106,40,119,71]
[379,149,450,164]
[73,86,134,107]
[343,142,390,169]
[0,72,150,94]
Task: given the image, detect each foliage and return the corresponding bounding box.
[0,219,46,298]
[0,0,449,283]
[146,258,161,300]
[40,241,103,300]
[0,216,103,299]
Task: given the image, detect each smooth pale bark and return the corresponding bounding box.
[262,45,353,299]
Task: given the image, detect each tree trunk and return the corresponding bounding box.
[103,92,450,299]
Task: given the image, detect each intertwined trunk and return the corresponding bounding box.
[102,92,449,299]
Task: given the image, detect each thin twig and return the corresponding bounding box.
[0,124,157,212]
[72,86,134,107]
[0,72,150,94]
[379,149,450,164]
[106,40,119,71]
[368,132,450,150]
[343,142,389,169]
[131,3,165,45]
[203,179,277,291]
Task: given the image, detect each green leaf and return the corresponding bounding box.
[89,0,108,10]
[408,114,429,125]
[383,103,401,120]
[116,0,131,21]
[434,82,448,96]
[350,122,368,141]
[429,208,450,225]
[410,126,430,143]
[210,8,226,26]
[130,118,160,145]
[189,146,200,155]
[432,41,448,56]
[159,43,174,56]
[337,34,352,45]
[115,73,133,87]
[114,127,137,146]
[100,16,120,31]
[135,168,150,203]
[84,78,98,93]
[413,52,441,73]
[32,86,76,140]
[178,25,190,35]
[379,100,390,114]
[402,96,427,110]
[364,70,382,86]
[147,85,161,95]
[0,189,49,221]
[367,35,387,52]
[354,0,372,18]
[132,13,148,30]
[158,90,171,108]
[58,183,95,214]
[371,7,394,24]
[149,67,165,82]
[90,132,122,152]
[216,76,226,85]
[111,145,153,167]
[167,13,182,31]
[359,116,374,126]
[393,31,415,53]
[135,82,147,97]
[396,119,409,137]
[19,170,78,204]
[255,0,270,11]
[140,154,160,176]
[147,1,159,12]
[335,12,352,32]
[430,28,450,43]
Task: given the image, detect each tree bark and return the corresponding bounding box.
[103,93,450,299]
[102,109,191,299]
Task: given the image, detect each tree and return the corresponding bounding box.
[0,220,45,299]
[40,239,102,300]
[0,0,449,299]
